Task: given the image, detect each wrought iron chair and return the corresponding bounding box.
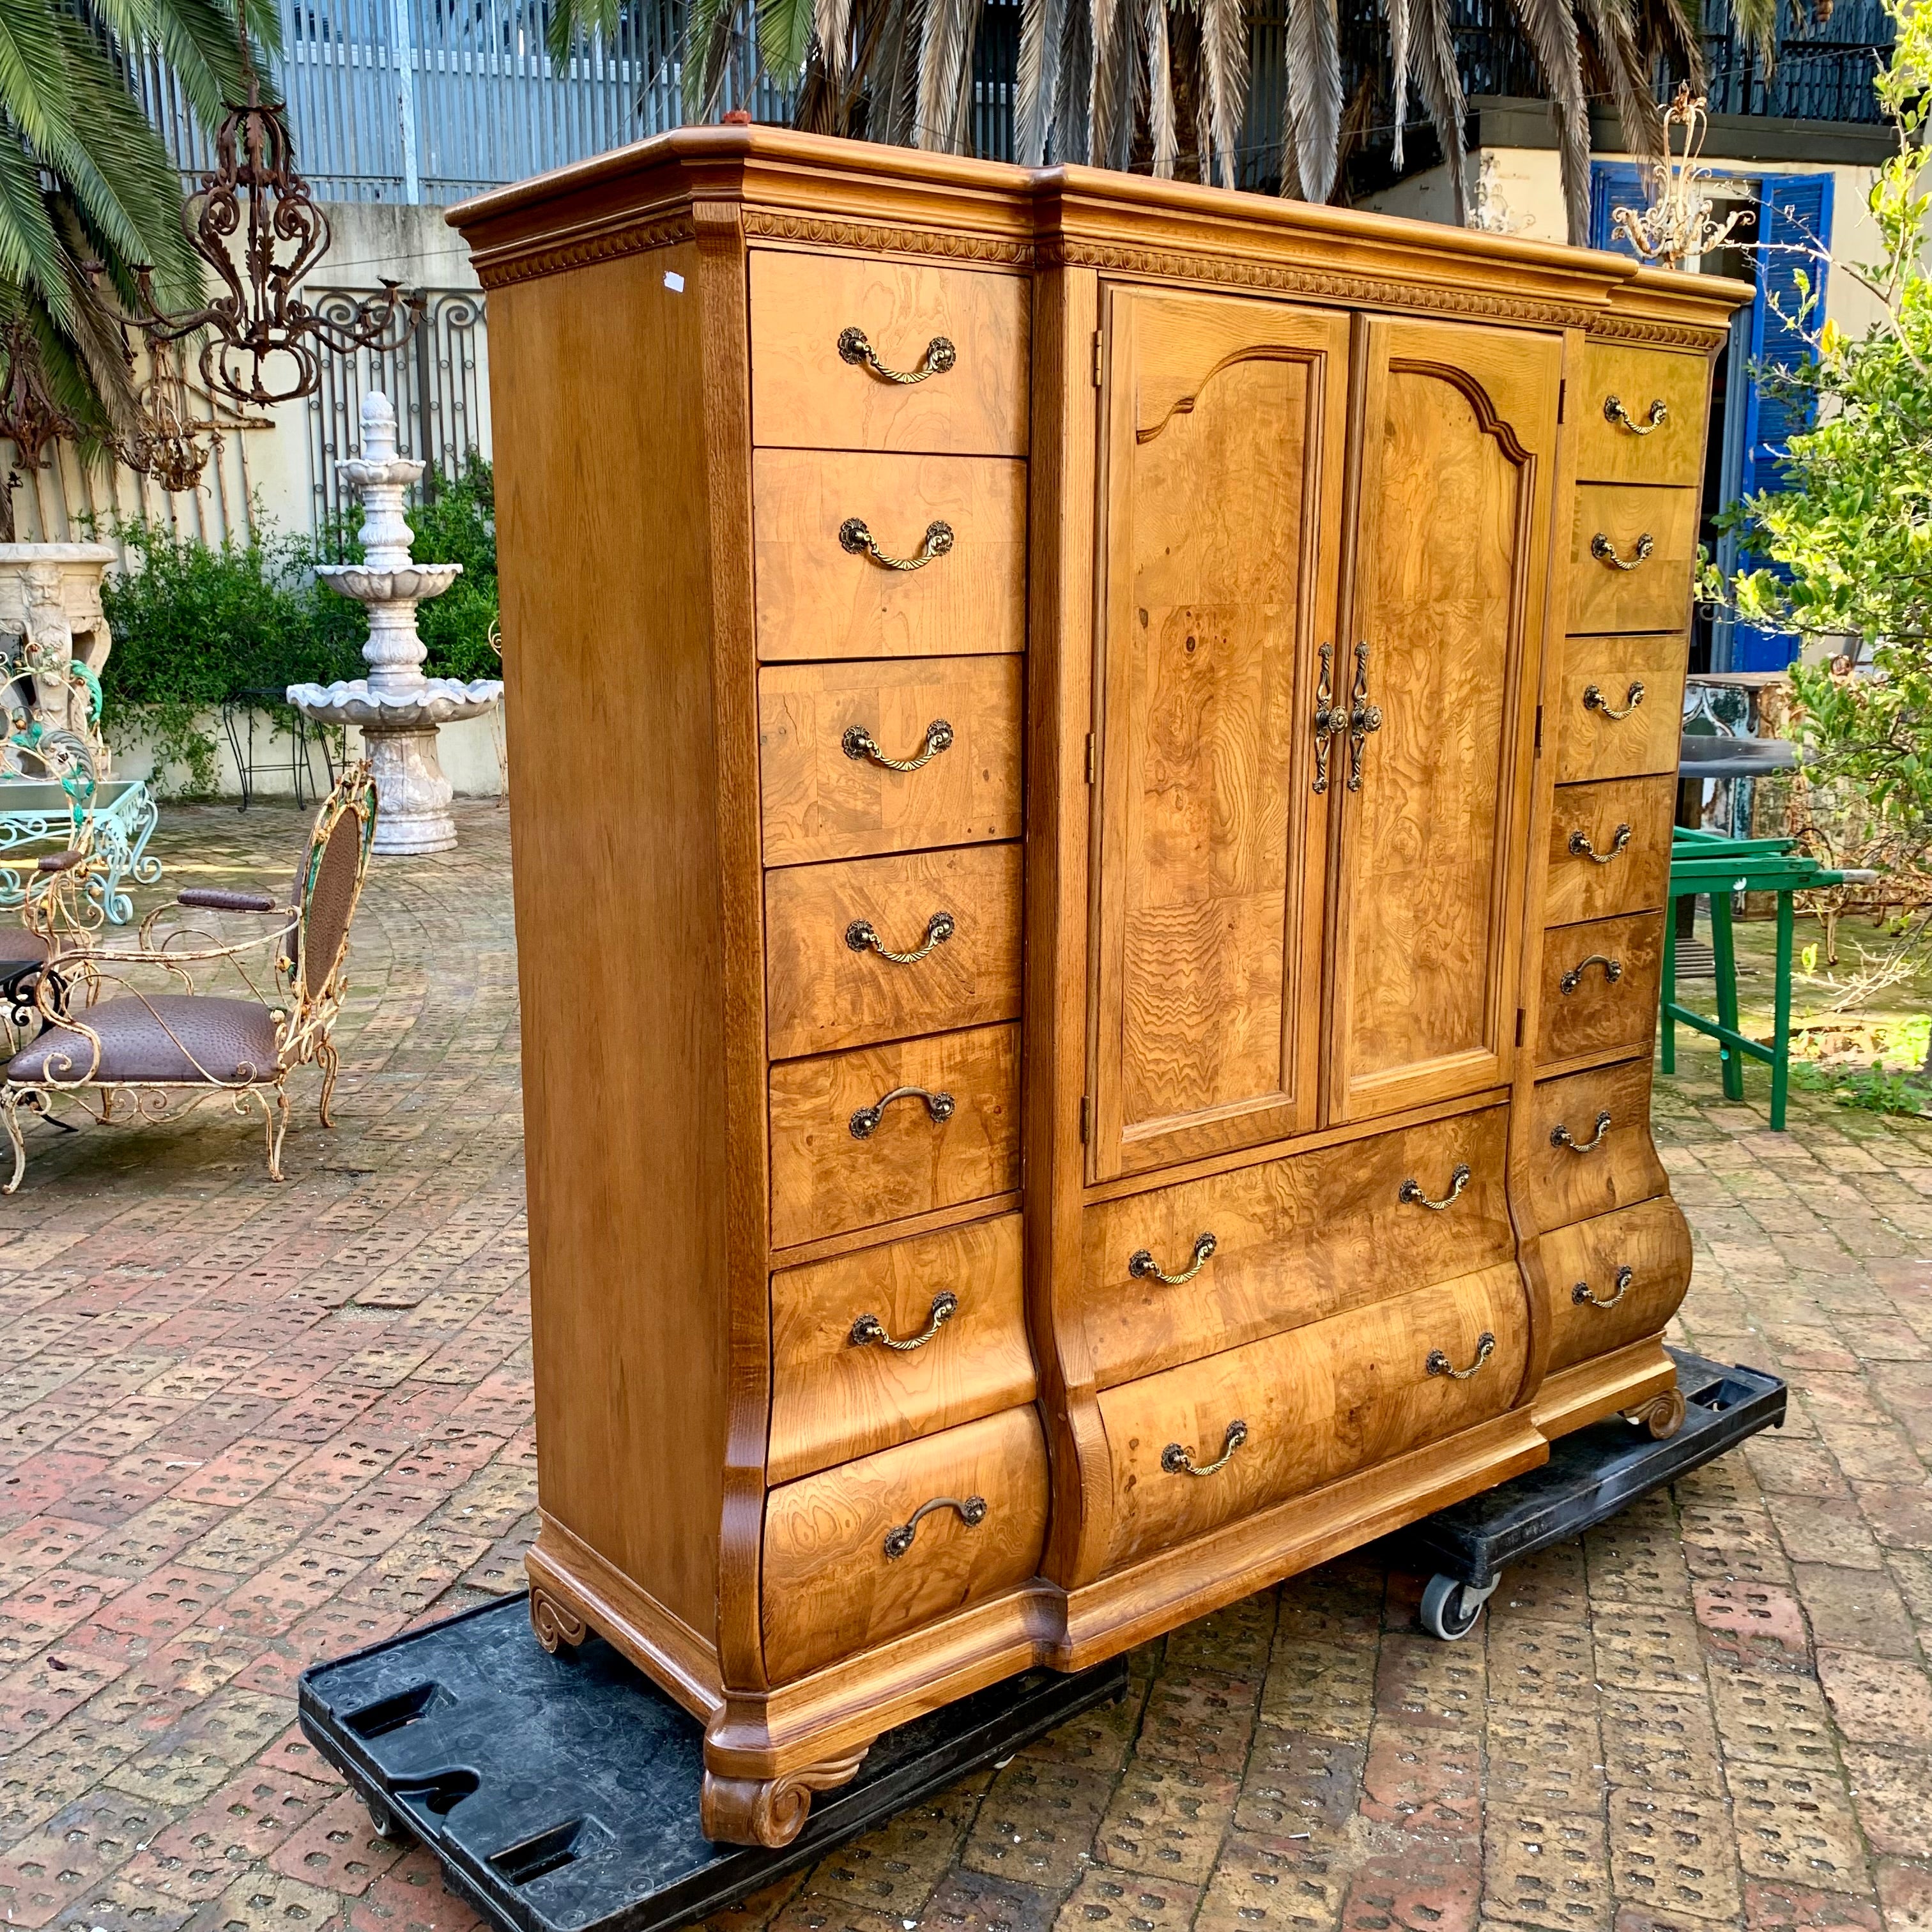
[2,763,378,1192]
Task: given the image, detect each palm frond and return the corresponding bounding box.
[1147,0,1177,174]
[1386,0,1413,169]
[1410,0,1469,223]
[682,0,742,118]
[1054,0,1092,162]
[1199,0,1246,187]
[0,132,75,330]
[1729,0,1777,71]
[0,0,79,168]
[546,0,623,66]
[128,0,284,127]
[1015,0,1068,162]
[1577,0,1662,153]
[916,0,982,150]
[1280,0,1340,201]
[758,0,815,83]
[1090,0,1135,166]
[1504,0,1590,241]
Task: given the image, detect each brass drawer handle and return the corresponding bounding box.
[1569,823,1633,865]
[1590,532,1655,572]
[1583,681,1646,721]
[838,326,956,385]
[1425,1332,1496,1379]
[843,719,953,771]
[850,1085,956,1138]
[1560,953,1623,996]
[839,516,954,572]
[847,910,955,964]
[1400,1163,1471,1212]
[1129,1231,1217,1284]
[1347,640,1382,792]
[1604,394,1669,436]
[883,1492,985,1558]
[1552,1108,1613,1153]
[1573,1264,1634,1309]
[851,1290,958,1351]
[1163,1419,1247,1476]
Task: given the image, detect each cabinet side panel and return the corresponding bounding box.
[489,241,730,1640]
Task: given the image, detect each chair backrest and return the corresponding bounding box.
[293,765,378,1008]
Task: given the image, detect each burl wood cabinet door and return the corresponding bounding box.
[1325,316,1561,1123]
[1091,289,1351,1180]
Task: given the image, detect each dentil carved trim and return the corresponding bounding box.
[530,1585,590,1653]
[474,214,698,290]
[744,210,1033,266]
[1584,313,1731,350]
[1621,1386,1687,1440]
[700,1747,871,1848]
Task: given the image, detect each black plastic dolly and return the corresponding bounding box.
[1402,1347,1786,1641]
[299,1591,1128,1932]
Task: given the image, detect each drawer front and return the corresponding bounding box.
[753,450,1025,663]
[1538,1197,1692,1377]
[1554,635,1690,785]
[759,657,1023,868]
[769,1213,1036,1484]
[1574,346,1711,488]
[1521,1059,1669,1233]
[748,250,1029,458]
[1536,912,1663,1066]
[1098,1265,1528,1572]
[769,1022,1020,1249]
[1568,486,1700,633]
[1079,1108,1512,1388]
[765,845,1022,1059]
[762,1404,1048,1682]
[1545,776,1675,926]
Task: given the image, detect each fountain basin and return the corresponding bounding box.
[314,563,464,604]
[286,676,503,728]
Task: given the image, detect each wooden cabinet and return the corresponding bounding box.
[455,131,1747,1851]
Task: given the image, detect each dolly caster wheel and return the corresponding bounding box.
[1420,1572,1499,1641]
[360,1789,403,1841]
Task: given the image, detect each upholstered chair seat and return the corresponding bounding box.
[7,996,282,1086]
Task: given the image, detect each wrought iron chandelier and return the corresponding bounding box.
[1611,86,1747,268]
[0,321,80,477]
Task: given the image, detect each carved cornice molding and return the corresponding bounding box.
[472,213,697,289]
[1583,312,1731,350]
[743,209,1033,265]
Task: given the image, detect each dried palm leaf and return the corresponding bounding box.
[1015,0,1068,162]
[1387,0,1414,169]
[1148,0,1178,175]
[1278,0,1340,201]
[1199,0,1246,187]
[1504,0,1590,241]
[916,0,982,150]
[1577,0,1663,152]
[1409,0,1469,224]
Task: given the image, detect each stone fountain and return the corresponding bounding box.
[288,392,502,855]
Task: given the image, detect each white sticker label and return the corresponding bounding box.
[663,271,686,293]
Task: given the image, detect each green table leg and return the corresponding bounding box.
[1660,891,1678,1075]
[1771,889,1794,1130]
[1710,890,1745,1103]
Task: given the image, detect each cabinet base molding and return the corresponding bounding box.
[528,1584,587,1654]
[1622,1385,1688,1439]
[1533,1335,1678,1440]
[700,1748,871,1849]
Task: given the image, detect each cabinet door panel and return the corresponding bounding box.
[1091,290,1351,1180]
[1327,318,1560,1123]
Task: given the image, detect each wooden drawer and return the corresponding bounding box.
[765,845,1022,1059]
[1521,1059,1669,1234]
[1537,1197,1692,1377]
[769,1213,1036,1484]
[1573,345,1711,488]
[1545,776,1675,926]
[1536,912,1663,1066]
[762,1404,1048,1682]
[769,1022,1019,1249]
[749,250,1029,458]
[759,657,1023,868]
[1096,1265,1528,1572]
[1078,1108,1512,1388]
[1568,486,1700,633]
[1553,635,1690,785]
[753,451,1025,663]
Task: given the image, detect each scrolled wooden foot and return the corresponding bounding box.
[1622,1386,1687,1440]
[700,1747,870,1848]
[529,1585,588,1653]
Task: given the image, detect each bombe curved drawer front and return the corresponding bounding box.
[768,1213,1036,1483]
[1554,636,1689,785]
[1536,913,1663,1066]
[1078,1108,1512,1388]
[1097,1265,1528,1572]
[1574,346,1711,488]
[762,1404,1049,1683]
[768,1022,1020,1249]
[759,657,1023,867]
[1544,776,1675,927]
[1537,1197,1692,1376]
[748,250,1029,457]
[765,844,1022,1059]
[753,451,1025,662]
[1568,486,1700,633]
[1521,1059,1669,1233]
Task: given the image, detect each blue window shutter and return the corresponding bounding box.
[1589,163,1648,255]
[1733,173,1834,671]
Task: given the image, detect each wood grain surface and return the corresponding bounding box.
[1535,1196,1694,1375]
[1572,344,1712,487]
[1567,484,1701,632]
[1543,775,1675,926]
[1553,634,1690,785]
[1519,1057,1670,1233]
[1535,911,1664,1066]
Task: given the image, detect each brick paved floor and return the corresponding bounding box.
[2,801,1928,1932]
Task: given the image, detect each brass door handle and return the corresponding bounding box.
[1604,395,1669,435]
[1591,532,1655,572]
[1312,643,1341,794]
[1128,1231,1217,1284]
[850,1085,956,1138]
[1400,1163,1471,1212]
[1560,953,1623,995]
[847,910,955,963]
[1573,1264,1634,1308]
[1347,640,1382,792]
[840,516,954,571]
[1584,681,1646,721]
[843,719,953,771]
[838,326,956,385]
[851,1291,958,1351]
[1552,1108,1613,1153]
[1425,1332,1496,1379]
[1569,824,1633,864]
[1163,1419,1247,1476]
[883,1492,985,1558]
